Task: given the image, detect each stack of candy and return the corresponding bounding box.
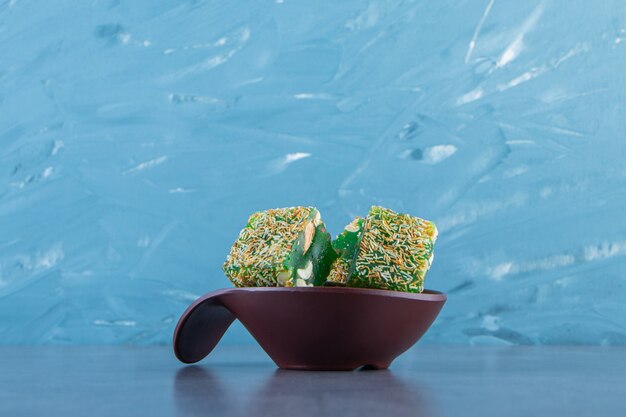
[223,205,438,293]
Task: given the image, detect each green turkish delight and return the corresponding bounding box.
[326,217,364,285]
[327,206,438,293]
[223,207,337,287]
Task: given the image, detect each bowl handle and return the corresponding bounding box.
[173,289,236,364]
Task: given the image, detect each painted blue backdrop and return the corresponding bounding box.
[1,0,625,345]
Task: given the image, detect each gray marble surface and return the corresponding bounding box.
[1,345,625,417]
[0,345,626,417]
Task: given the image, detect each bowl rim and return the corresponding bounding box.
[222,286,447,302]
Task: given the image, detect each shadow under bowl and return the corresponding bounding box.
[173,286,446,371]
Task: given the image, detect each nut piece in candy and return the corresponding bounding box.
[302,222,316,254]
[297,260,313,280]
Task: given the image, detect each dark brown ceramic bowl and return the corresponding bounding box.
[173,286,446,371]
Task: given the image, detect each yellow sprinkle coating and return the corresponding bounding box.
[326,257,350,284]
[351,206,438,293]
[223,207,313,287]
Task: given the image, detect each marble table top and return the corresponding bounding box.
[1,345,625,417]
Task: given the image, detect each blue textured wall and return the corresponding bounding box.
[1,0,625,345]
